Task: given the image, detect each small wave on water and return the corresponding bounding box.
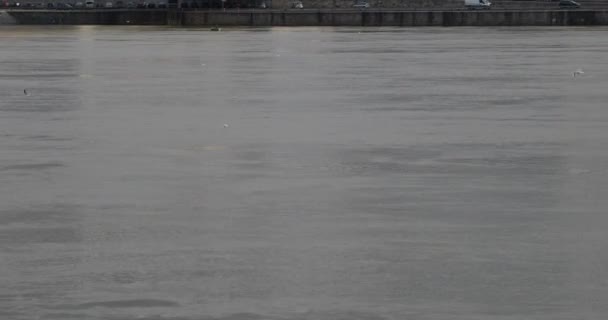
[46,299,181,312]
[567,168,591,175]
[0,162,65,172]
[77,299,180,309]
[38,309,388,320]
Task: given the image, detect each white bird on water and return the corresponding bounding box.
[573,68,584,77]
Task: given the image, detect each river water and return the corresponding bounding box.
[1,26,608,320]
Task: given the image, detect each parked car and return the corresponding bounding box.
[84,0,94,7]
[352,1,369,8]
[146,2,155,7]
[464,0,491,9]
[56,2,73,8]
[559,0,580,8]
[292,0,302,8]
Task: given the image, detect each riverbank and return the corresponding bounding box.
[3,8,608,26]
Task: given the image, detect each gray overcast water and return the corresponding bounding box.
[1,26,608,320]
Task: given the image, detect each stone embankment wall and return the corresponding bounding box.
[270,0,463,9]
[0,10,18,23]
[175,9,608,26]
[7,9,166,24]
[6,8,608,26]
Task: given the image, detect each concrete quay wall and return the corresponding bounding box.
[6,9,608,26]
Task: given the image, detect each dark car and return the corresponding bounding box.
[559,0,580,8]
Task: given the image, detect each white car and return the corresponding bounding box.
[292,1,303,8]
